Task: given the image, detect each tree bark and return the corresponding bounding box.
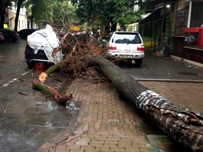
[0,0,4,29]
[30,16,33,29]
[32,79,72,104]
[0,0,10,29]
[92,56,203,152]
[14,0,25,31]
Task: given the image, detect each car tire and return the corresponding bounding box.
[26,61,35,69]
[135,59,142,67]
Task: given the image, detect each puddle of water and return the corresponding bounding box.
[0,98,80,151]
[147,135,191,152]
[35,100,59,111]
[24,99,78,128]
[66,100,80,111]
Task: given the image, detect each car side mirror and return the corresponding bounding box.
[102,39,107,43]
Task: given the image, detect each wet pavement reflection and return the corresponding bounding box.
[0,95,79,152]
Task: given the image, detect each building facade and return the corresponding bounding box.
[5,3,37,31]
[140,0,203,64]
[8,6,27,31]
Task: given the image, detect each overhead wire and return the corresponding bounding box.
[136,2,188,28]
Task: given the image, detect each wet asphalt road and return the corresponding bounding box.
[0,40,78,152]
[119,50,203,81]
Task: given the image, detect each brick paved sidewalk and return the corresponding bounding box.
[38,78,203,152]
[50,78,150,152]
[140,81,203,114]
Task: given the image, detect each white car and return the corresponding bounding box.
[106,31,145,66]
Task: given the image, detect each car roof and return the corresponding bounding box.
[20,29,36,31]
[0,29,16,33]
[113,31,139,34]
[0,29,12,31]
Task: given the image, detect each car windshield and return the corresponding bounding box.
[112,33,141,44]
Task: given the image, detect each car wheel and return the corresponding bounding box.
[26,61,35,69]
[135,59,142,67]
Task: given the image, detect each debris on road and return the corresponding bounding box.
[18,91,28,95]
[38,64,60,83]
[32,79,72,104]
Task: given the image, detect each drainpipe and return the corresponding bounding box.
[187,1,192,28]
[161,0,165,46]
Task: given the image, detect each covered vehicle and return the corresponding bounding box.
[0,32,5,43]
[18,29,37,39]
[24,24,62,69]
[0,29,20,42]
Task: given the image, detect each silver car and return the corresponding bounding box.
[106,31,145,66]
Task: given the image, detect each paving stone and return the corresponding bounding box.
[69,149,85,152]
[80,145,95,149]
[53,78,203,152]
[139,82,203,113]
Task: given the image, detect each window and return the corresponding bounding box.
[175,9,188,34]
[10,20,12,28]
[190,2,203,27]
[113,33,141,44]
[18,20,20,29]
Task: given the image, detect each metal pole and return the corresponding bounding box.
[161,0,165,46]
[187,1,192,27]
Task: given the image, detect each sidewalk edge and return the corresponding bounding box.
[171,55,203,67]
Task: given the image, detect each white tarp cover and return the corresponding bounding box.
[27,24,62,64]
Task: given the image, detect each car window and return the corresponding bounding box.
[112,33,141,44]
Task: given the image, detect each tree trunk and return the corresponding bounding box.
[30,16,33,29]
[14,0,25,31]
[92,56,203,152]
[0,0,4,29]
[38,64,60,83]
[0,0,10,29]
[111,22,117,32]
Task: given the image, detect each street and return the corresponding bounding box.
[0,40,203,152]
[0,40,78,152]
[1,0,203,151]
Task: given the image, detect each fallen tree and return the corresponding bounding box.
[38,64,60,83]
[34,36,203,151]
[29,23,203,151]
[90,56,203,152]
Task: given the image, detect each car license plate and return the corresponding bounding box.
[120,55,133,58]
